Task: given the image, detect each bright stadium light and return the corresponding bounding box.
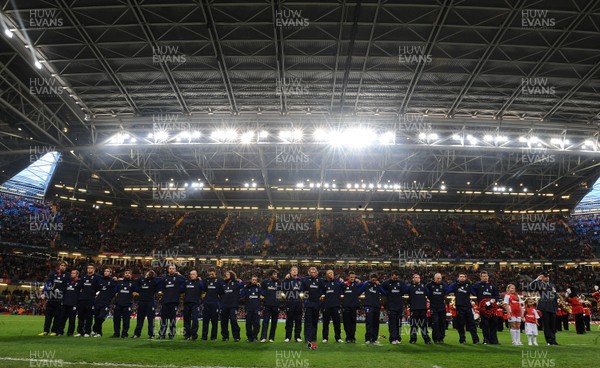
[313,128,328,141]
[418,132,427,140]
[483,134,493,142]
[292,129,303,140]
[191,131,201,138]
[452,134,461,140]
[379,131,395,145]
[4,29,13,38]
[155,130,169,142]
[240,131,254,143]
[428,133,438,140]
[35,60,42,69]
[211,130,226,140]
[259,130,269,139]
[518,136,528,143]
[340,128,376,147]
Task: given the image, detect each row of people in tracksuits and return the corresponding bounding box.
[39,262,501,348]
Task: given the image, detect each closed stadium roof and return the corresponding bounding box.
[1,0,600,212]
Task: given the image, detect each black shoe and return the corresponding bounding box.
[168,336,174,340]
[460,341,466,344]
[148,336,154,340]
[132,335,140,339]
[409,340,416,344]
[157,336,165,340]
[425,341,432,344]
[201,337,208,341]
[192,336,198,341]
[121,334,128,338]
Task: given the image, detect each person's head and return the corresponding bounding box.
[208,269,216,278]
[86,264,96,275]
[123,270,132,279]
[480,271,489,283]
[458,273,467,282]
[70,270,79,279]
[506,284,516,294]
[290,266,298,277]
[326,270,334,280]
[308,267,318,278]
[370,273,378,283]
[225,270,237,282]
[189,270,198,280]
[540,271,550,283]
[168,264,176,275]
[391,270,400,281]
[526,298,535,307]
[251,275,258,285]
[433,273,442,283]
[103,268,112,277]
[412,273,421,284]
[348,271,356,283]
[145,270,155,279]
[269,269,278,281]
[58,261,67,272]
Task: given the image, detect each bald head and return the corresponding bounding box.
[434,273,442,283]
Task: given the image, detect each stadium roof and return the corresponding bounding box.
[1,0,600,213]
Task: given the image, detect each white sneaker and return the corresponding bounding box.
[296,338,303,343]
[269,339,275,343]
[74,334,82,337]
[533,342,538,346]
[284,338,290,343]
[322,339,328,343]
[93,334,101,338]
[528,342,532,346]
[365,341,371,345]
[337,339,344,343]
[372,341,382,346]
[391,340,399,345]
[83,334,90,338]
[260,339,267,343]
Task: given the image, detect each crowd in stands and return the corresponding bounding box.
[1,193,598,261]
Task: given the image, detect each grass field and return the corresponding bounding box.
[0,315,598,368]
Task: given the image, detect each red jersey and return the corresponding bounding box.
[524,307,539,324]
[583,307,591,317]
[504,293,522,317]
[496,308,504,317]
[567,297,584,315]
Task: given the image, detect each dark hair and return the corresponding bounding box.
[228,270,237,281]
[480,271,488,276]
[268,269,278,277]
[391,270,400,276]
[370,273,378,280]
[146,270,155,278]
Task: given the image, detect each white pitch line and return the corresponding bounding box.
[0,357,252,368]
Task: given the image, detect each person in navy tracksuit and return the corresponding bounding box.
[92,267,118,337]
[282,266,303,342]
[299,267,324,347]
[320,270,344,343]
[40,261,70,336]
[157,265,185,339]
[200,269,224,341]
[341,271,362,343]
[76,264,100,337]
[426,273,448,343]
[59,269,81,336]
[183,270,203,340]
[241,276,262,342]
[133,270,160,339]
[471,271,500,344]
[406,273,431,344]
[112,270,137,338]
[221,270,245,342]
[260,270,281,342]
[446,273,480,344]
[359,273,386,345]
[382,270,405,344]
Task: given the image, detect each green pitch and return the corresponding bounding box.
[0,315,598,368]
